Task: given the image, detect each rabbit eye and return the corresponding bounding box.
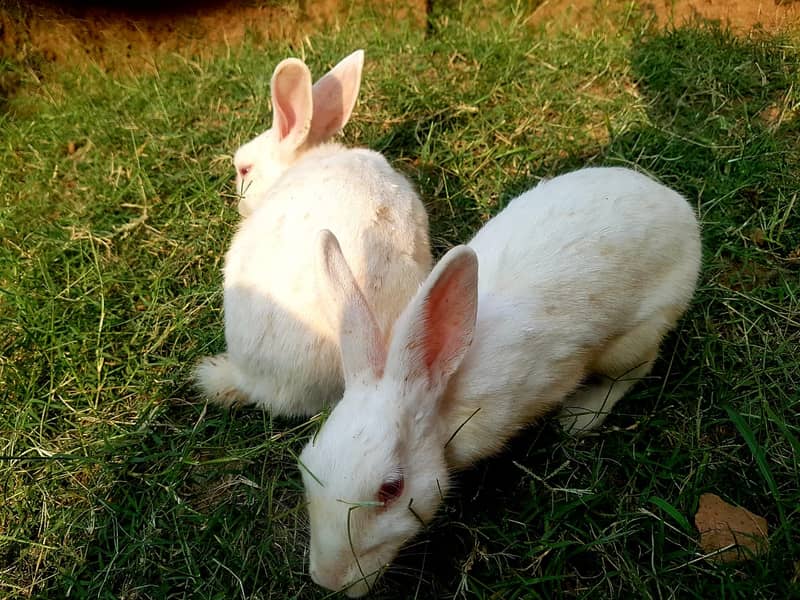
[377,477,404,505]
[238,165,252,178]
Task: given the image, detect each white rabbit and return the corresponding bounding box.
[299,166,701,596]
[194,50,431,416]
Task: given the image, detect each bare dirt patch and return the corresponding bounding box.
[2,0,797,81]
[0,0,427,76]
[0,0,796,101]
[529,0,800,34]
[652,0,800,32]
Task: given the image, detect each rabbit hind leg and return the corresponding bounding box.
[558,320,667,433]
[558,359,655,433]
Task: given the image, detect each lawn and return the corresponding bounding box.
[1,1,798,598]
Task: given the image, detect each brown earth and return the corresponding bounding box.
[651,0,800,31]
[0,0,427,75]
[528,0,800,33]
[0,0,798,77]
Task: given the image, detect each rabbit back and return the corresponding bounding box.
[472,167,698,323]
[222,146,431,415]
[445,167,700,464]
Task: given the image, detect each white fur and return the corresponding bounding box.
[194,50,432,416]
[300,167,702,596]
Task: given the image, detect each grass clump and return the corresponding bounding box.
[1,2,798,598]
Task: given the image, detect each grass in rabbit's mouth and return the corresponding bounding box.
[1,1,799,598]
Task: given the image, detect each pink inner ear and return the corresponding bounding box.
[271,64,312,145]
[420,258,477,380]
[274,94,300,141]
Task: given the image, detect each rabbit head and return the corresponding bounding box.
[234,50,364,216]
[299,230,478,597]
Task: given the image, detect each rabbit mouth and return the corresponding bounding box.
[310,547,387,597]
[337,547,395,597]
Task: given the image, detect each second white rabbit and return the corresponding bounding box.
[300,166,701,597]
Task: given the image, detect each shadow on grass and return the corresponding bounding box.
[605,24,800,517]
[607,23,800,259]
[373,109,487,253]
[55,400,313,598]
[378,111,606,256]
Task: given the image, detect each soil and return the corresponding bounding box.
[0,0,427,75]
[650,0,800,31]
[528,0,800,33]
[0,1,797,77]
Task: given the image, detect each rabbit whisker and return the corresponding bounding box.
[406,497,426,528]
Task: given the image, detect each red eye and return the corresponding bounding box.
[377,477,404,506]
[238,165,251,178]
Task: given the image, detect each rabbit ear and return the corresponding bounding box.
[315,229,386,386]
[270,58,313,152]
[308,49,364,146]
[389,246,478,399]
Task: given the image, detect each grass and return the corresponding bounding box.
[1,1,799,598]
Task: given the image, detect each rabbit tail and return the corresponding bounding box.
[194,353,251,408]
